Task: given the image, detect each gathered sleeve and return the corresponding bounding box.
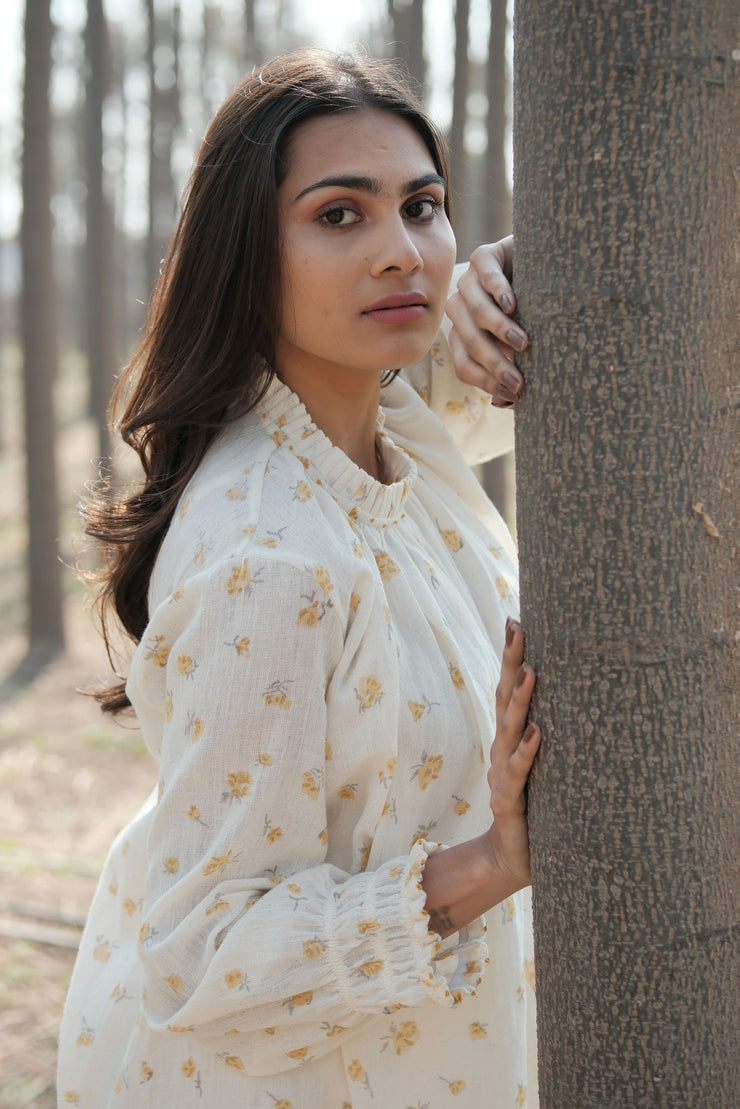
[128,552,487,1075]
[401,261,515,465]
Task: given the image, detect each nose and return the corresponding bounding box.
[368,215,423,277]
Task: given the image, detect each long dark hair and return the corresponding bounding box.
[86,47,451,713]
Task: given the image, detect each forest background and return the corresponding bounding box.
[0,2,514,1105]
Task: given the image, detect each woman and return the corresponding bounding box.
[59,49,540,1108]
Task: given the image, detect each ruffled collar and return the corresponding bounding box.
[258,376,417,526]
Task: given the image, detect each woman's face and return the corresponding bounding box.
[274,108,456,388]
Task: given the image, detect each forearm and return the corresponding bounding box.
[421,831,526,940]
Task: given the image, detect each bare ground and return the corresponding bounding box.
[0,351,156,1108]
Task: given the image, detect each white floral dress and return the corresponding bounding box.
[58,323,537,1108]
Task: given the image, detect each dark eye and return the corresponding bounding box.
[404,197,442,220]
[319,206,361,227]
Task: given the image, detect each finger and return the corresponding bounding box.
[496,724,543,804]
[449,277,529,353]
[495,619,525,728]
[469,239,516,310]
[498,662,536,750]
[447,326,525,403]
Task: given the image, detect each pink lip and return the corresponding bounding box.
[363,292,428,312]
[362,292,429,324]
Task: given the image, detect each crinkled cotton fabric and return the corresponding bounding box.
[58,317,537,1108]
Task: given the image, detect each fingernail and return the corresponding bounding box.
[515,664,528,687]
[502,370,522,393]
[523,723,537,742]
[506,328,527,351]
[505,618,514,645]
[501,293,513,312]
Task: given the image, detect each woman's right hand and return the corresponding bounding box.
[484,618,541,889]
[446,237,529,406]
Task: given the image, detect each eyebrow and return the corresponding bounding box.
[292,172,446,204]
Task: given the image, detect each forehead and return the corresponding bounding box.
[281,108,437,187]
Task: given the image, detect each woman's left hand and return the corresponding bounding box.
[484,617,542,889]
[446,237,529,408]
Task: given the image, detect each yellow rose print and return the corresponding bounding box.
[264,680,292,709]
[347,1060,365,1081]
[64,1094,80,1105]
[164,692,173,721]
[357,918,381,936]
[76,1019,94,1047]
[453,795,472,816]
[140,1061,154,1082]
[301,770,321,800]
[293,481,312,502]
[408,699,426,721]
[222,1054,246,1071]
[286,1046,309,1061]
[163,856,179,875]
[286,990,313,1008]
[265,823,284,845]
[440,1078,467,1095]
[224,969,246,989]
[181,1058,197,1078]
[313,565,333,593]
[318,826,329,846]
[146,635,171,668]
[355,958,384,978]
[449,663,466,689]
[438,520,464,551]
[257,752,273,765]
[187,804,208,827]
[349,592,362,612]
[412,752,444,790]
[338,783,358,800]
[202,849,236,876]
[321,1022,346,1037]
[374,550,399,580]
[355,674,383,711]
[297,599,322,627]
[225,485,247,500]
[495,575,510,599]
[93,938,111,962]
[177,654,197,679]
[122,898,138,916]
[302,937,326,959]
[390,1020,420,1054]
[223,770,252,801]
[267,1098,293,1109]
[469,1021,488,1040]
[205,898,230,916]
[225,558,261,596]
[515,1086,527,1107]
[227,634,251,657]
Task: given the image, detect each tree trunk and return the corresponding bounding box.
[85,0,116,467]
[481,0,513,523]
[512,1,738,1105]
[20,0,64,652]
[387,0,426,93]
[145,0,176,295]
[449,0,470,252]
[484,0,510,241]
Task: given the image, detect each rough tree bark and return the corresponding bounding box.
[512,1,738,1105]
[20,0,64,652]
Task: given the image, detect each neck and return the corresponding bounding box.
[274,359,384,480]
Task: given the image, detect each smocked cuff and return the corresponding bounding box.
[323,840,488,1013]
